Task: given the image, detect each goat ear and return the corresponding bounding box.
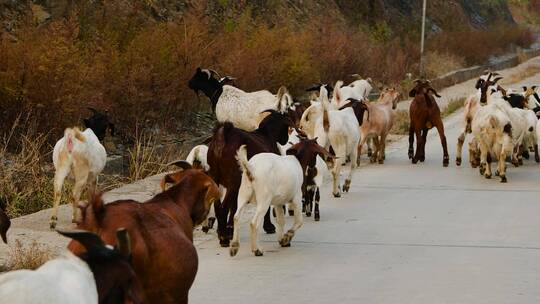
[428,88,441,98]
[167,160,192,170]
[523,86,528,92]
[306,84,322,92]
[493,77,503,84]
[475,79,484,90]
[57,229,107,254]
[533,86,537,91]
[116,228,131,258]
[408,88,417,98]
[285,147,298,156]
[196,67,202,73]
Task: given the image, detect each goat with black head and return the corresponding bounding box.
[476,71,503,104]
[83,108,115,142]
[408,79,449,167]
[0,228,144,304]
[188,67,293,131]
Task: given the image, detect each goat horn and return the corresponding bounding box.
[208,69,221,78]
[116,228,131,257]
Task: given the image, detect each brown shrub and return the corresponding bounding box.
[0,6,534,149]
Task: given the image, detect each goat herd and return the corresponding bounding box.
[0,67,539,303]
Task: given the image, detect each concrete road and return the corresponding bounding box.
[190,95,540,303]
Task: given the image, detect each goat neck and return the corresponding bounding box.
[199,79,223,112]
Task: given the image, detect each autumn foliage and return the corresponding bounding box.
[0,5,534,144]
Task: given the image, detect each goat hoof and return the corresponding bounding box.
[419,156,425,162]
[484,173,492,179]
[378,159,384,164]
[253,249,263,256]
[306,211,311,217]
[456,158,462,166]
[333,191,341,198]
[314,212,320,221]
[219,237,230,248]
[263,223,276,234]
[412,158,418,164]
[343,180,351,192]
[536,156,540,163]
[494,170,500,177]
[229,242,239,257]
[500,175,507,183]
[523,151,530,159]
[367,150,372,157]
[207,217,216,229]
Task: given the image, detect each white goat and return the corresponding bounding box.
[316,84,360,197]
[51,127,106,229]
[0,229,139,304]
[190,69,293,131]
[471,101,514,182]
[333,76,373,106]
[230,145,303,257]
[484,88,528,167]
[0,253,98,304]
[456,72,503,166]
[216,85,293,131]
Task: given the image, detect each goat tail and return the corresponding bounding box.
[321,89,331,133]
[236,145,254,182]
[64,127,86,153]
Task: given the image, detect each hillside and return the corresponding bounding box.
[0,0,536,141]
[0,0,521,34]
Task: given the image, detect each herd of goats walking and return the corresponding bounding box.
[0,66,539,303]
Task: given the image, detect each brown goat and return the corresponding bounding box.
[408,80,449,166]
[207,110,292,247]
[69,169,220,304]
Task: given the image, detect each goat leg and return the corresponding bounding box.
[263,207,276,234]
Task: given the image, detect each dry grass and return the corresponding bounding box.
[0,115,63,218]
[424,51,466,79]
[441,97,466,118]
[501,64,540,85]
[391,110,410,135]
[128,131,185,182]
[2,240,53,272]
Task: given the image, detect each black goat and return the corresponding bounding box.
[83,108,115,141]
